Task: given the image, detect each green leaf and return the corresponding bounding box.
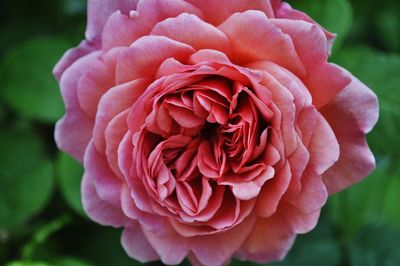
[0,127,54,230]
[55,257,92,266]
[0,38,70,122]
[327,158,392,238]
[349,226,400,266]
[56,153,85,216]
[332,46,400,157]
[287,0,352,52]
[6,262,50,266]
[22,215,72,260]
[380,167,400,230]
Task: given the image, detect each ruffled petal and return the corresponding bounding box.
[116,36,195,84]
[151,13,231,55]
[218,10,305,75]
[55,52,99,161]
[186,0,274,25]
[121,222,160,263]
[321,75,379,194]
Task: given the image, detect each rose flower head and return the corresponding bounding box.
[54,0,379,265]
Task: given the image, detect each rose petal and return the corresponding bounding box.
[121,222,160,263]
[151,13,231,55]
[81,173,127,227]
[93,78,150,153]
[218,10,305,75]
[55,52,99,161]
[238,214,295,263]
[116,36,195,84]
[321,75,379,194]
[272,19,351,108]
[186,0,274,25]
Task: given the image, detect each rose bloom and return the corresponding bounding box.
[54,0,379,265]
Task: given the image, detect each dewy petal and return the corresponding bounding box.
[116,36,195,84]
[320,74,379,194]
[218,10,306,75]
[121,222,160,263]
[81,173,127,227]
[55,52,99,162]
[186,0,274,25]
[272,19,351,108]
[151,13,231,55]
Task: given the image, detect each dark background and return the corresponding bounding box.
[0,0,399,265]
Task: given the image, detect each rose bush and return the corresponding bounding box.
[54,0,379,265]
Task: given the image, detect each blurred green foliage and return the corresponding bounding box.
[0,0,399,265]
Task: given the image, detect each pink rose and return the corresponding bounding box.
[54,0,379,265]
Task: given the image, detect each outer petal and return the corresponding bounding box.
[272,1,336,51]
[54,0,138,79]
[218,10,305,75]
[190,215,256,266]
[321,74,379,194]
[143,228,189,265]
[272,19,351,108]
[121,222,160,263]
[151,13,231,55]
[84,141,122,207]
[86,0,138,42]
[81,173,127,227]
[186,0,274,25]
[238,214,295,263]
[116,36,195,84]
[93,78,150,153]
[55,53,99,161]
[53,40,99,81]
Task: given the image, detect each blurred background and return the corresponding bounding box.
[0,0,399,265]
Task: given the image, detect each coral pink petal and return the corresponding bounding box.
[102,11,147,50]
[298,107,340,175]
[136,0,204,31]
[76,49,119,118]
[121,223,160,263]
[105,110,129,178]
[53,40,99,81]
[288,169,328,214]
[55,52,99,162]
[238,215,295,263]
[84,141,122,208]
[218,10,305,75]
[93,78,150,153]
[81,173,127,227]
[151,13,231,55]
[256,162,291,217]
[272,19,351,108]
[116,36,195,84]
[272,1,336,52]
[321,75,379,194]
[186,0,274,25]
[86,0,137,42]
[191,216,256,266]
[143,228,189,265]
